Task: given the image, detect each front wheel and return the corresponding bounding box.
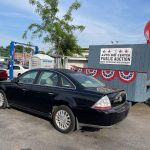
[52,105,76,133]
[0,90,7,109]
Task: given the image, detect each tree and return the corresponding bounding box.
[7,45,33,53]
[0,46,9,57]
[23,0,85,57]
[0,44,33,58]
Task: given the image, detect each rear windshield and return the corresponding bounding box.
[70,73,105,88]
[23,66,29,69]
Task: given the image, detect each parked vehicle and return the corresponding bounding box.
[0,69,130,133]
[0,62,8,81]
[0,69,8,81]
[7,64,28,78]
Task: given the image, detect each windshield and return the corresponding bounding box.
[0,63,8,69]
[70,73,105,88]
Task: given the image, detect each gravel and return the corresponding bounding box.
[0,103,150,150]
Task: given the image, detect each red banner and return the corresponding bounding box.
[118,71,137,83]
[70,66,137,83]
[100,70,117,81]
[85,68,99,77]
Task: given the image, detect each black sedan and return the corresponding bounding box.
[0,69,130,133]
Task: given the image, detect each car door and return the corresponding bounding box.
[13,65,20,77]
[28,71,76,114]
[8,70,38,108]
[28,71,60,114]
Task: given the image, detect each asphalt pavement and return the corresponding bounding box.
[0,103,150,150]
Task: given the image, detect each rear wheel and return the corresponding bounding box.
[0,90,7,109]
[52,105,75,133]
[128,101,137,106]
[145,98,150,106]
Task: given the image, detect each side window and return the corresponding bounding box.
[60,75,74,88]
[19,71,38,84]
[38,71,58,86]
[13,66,20,70]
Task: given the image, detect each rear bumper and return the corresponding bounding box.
[75,101,130,127]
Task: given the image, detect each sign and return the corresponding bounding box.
[100,48,132,65]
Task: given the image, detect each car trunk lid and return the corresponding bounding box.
[84,86,126,107]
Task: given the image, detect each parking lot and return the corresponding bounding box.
[0,103,149,150]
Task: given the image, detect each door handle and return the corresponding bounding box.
[22,88,28,92]
[48,92,54,95]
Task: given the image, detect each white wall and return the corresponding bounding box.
[66,60,88,69]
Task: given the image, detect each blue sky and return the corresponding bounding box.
[0,0,149,50]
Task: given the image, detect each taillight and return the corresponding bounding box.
[91,96,112,110]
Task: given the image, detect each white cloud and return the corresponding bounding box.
[0,0,34,12]
[0,34,19,46]
[0,0,147,49]
[0,11,35,19]
[0,32,49,51]
[73,16,146,47]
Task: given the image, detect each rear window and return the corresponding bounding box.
[70,73,105,88]
[13,66,20,70]
[23,66,29,69]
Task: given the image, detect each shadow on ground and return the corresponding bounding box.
[145,101,150,107]
[80,127,100,132]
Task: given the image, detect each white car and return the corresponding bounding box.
[7,64,29,78]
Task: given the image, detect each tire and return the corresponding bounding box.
[52,105,76,133]
[145,98,150,106]
[0,90,7,109]
[128,101,137,106]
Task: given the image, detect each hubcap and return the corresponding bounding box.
[0,93,4,107]
[55,110,71,130]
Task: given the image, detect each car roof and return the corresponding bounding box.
[14,64,21,66]
[31,68,77,74]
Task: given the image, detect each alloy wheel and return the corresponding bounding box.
[55,110,71,130]
[0,92,4,107]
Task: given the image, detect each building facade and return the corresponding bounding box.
[14,52,31,64]
[65,49,89,69]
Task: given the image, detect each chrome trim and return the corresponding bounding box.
[33,83,76,90]
[56,71,76,90]
[18,70,77,90]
